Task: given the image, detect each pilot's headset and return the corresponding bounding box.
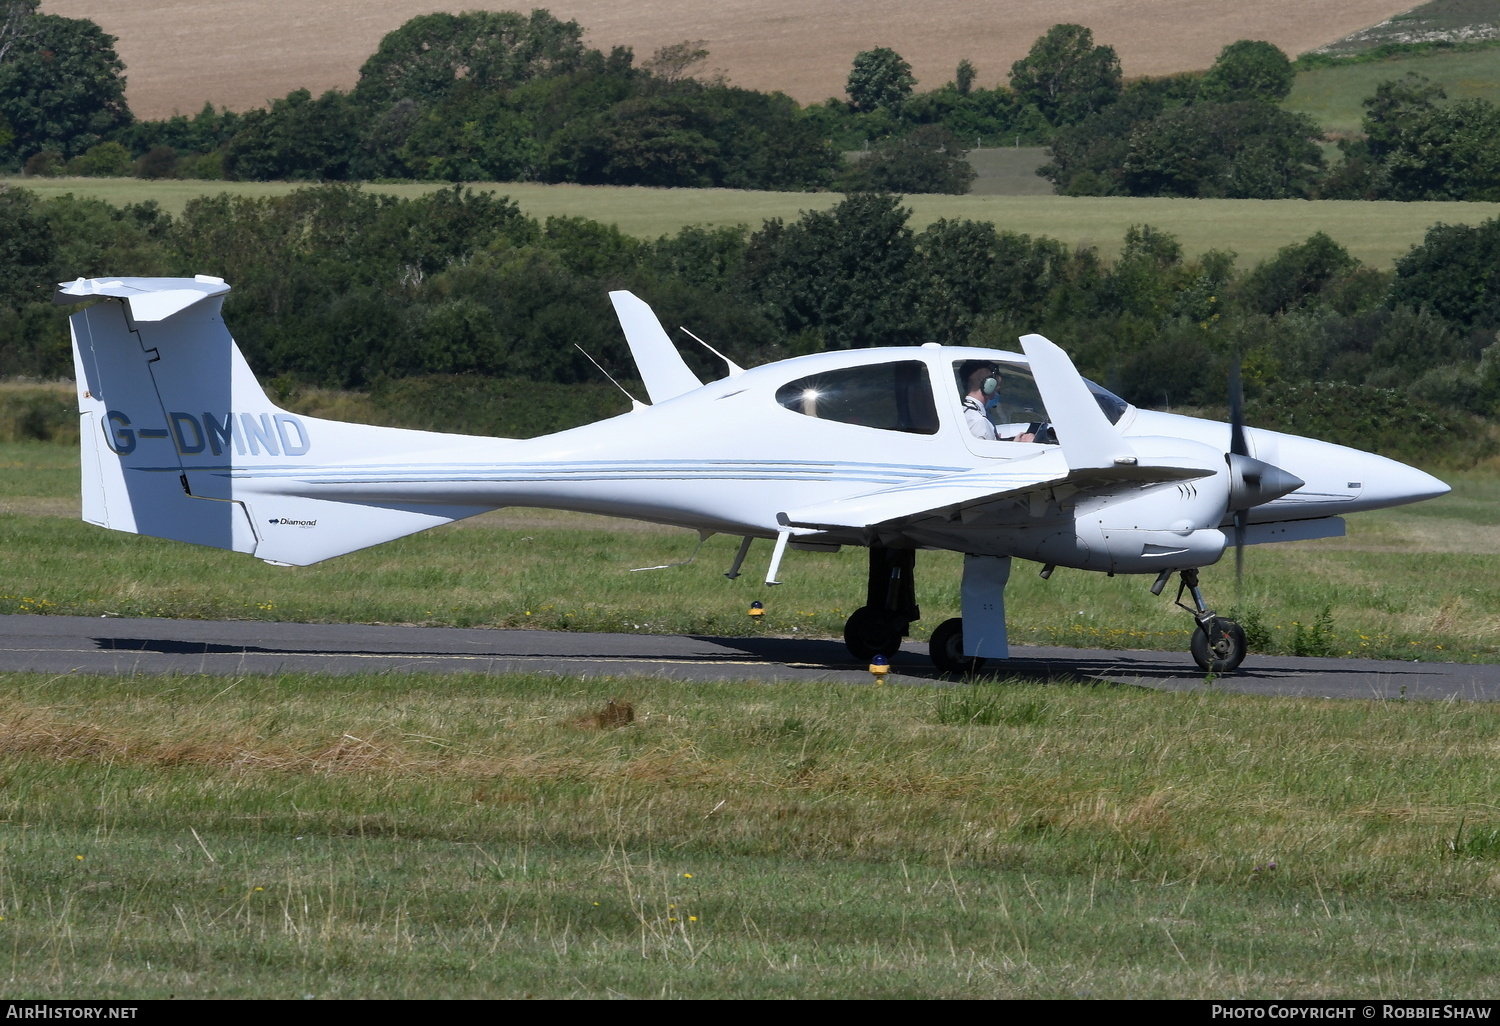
[968,364,999,397]
[961,361,999,398]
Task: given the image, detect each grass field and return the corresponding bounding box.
[8,176,1500,269]
[966,147,1054,196]
[6,668,1500,997]
[1288,45,1500,135]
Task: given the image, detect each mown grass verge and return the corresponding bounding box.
[7,176,1500,269]
[3,670,1499,998]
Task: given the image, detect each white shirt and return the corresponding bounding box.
[963,396,995,440]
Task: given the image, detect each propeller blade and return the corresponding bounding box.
[1234,508,1245,606]
[1228,357,1248,458]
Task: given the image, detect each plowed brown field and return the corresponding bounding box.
[43,1,1416,118]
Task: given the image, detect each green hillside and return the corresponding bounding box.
[1288,45,1500,134]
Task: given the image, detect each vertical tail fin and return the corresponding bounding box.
[65,276,263,553]
[62,276,502,565]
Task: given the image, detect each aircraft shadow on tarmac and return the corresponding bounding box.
[92,631,1431,687]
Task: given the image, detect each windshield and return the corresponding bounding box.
[953,359,1129,441]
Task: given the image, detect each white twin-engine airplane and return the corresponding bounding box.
[61,275,1449,674]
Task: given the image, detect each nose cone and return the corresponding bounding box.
[1246,431,1450,518]
[1356,454,1450,509]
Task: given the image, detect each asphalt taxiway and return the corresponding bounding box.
[0,614,1494,700]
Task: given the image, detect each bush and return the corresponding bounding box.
[837,125,975,194]
[369,375,631,437]
[1246,381,1490,467]
[64,140,131,176]
[0,385,77,443]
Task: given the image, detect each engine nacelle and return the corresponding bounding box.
[1007,436,1232,574]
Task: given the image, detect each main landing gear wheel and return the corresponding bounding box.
[929,617,987,675]
[843,606,907,661]
[1191,616,1247,673]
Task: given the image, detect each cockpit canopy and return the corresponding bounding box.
[772,353,1128,437]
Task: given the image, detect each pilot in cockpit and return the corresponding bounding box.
[959,361,1035,442]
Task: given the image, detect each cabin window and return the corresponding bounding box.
[775,361,939,435]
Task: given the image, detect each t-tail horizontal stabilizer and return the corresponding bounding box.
[62,276,499,565]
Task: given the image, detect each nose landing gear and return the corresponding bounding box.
[1155,567,1247,673]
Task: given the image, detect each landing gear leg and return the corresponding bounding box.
[843,546,918,661]
[930,554,1011,675]
[1166,568,1247,673]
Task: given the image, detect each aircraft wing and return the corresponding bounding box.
[780,451,1209,532]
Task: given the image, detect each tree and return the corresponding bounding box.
[1037,75,1200,194]
[1119,101,1325,199]
[548,94,722,187]
[954,58,976,97]
[1390,218,1500,330]
[1362,73,1446,161]
[643,40,710,84]
[0,185,55,306]
[1198,40,1294,103]
[353,10,593,109]
[744,192,918,349]
[837,124,975,194]
[1239,232,1358,315]
[0,0,38,65]
[223,89,361,181]
[0,13,130,161]
[398,88,541,182]
[1381,98,1500,201]
[542,83,839,191]
[911,218,1068,343]
[1009,24,1121,126]
[1319,74,1447,200]
[64,140,131,176]
[846,47,915,114]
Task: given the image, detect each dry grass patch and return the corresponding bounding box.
[47,1,1417,117]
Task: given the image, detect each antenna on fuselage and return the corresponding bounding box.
[575,344,648,410]
[680,326,744,377]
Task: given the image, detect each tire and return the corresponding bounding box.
[843,606,906,661]
[1191,617,1247,673]
[929,617,987,675]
